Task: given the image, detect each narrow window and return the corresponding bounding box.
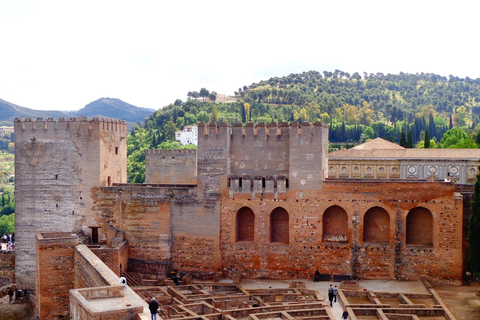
[115,147,119,155]
[107,176,111,186]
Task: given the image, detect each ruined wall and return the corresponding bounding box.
[36,233,79,320]
[220,180,463,284]
[15,117,127,289]
[145,149,197,184]
[94,183,222,274]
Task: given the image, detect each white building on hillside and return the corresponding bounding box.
[175,126,198,145]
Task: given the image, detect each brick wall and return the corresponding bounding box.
[36,233,79,320]
[220,180,463,284]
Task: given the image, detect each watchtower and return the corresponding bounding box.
[14,117,127,289]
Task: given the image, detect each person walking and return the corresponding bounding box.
[328,284,334,307]
[8,288,14,304]
[333,285,338,302]
[149,297,159,320]
[173,272,180,286]
[341,307,349,319]
[313,269,321,282]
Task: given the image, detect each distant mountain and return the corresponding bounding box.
[75,98,154,124]
[0,97,155,131]
[0,98,70,122]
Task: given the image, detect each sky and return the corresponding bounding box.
[1,0,480,111]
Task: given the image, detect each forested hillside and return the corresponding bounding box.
[127,70,480,182]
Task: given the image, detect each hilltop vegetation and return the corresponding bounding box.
[127,71,480,182]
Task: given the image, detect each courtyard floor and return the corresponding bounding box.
[239,278,480,320]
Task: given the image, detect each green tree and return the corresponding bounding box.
[197,111,209,123]
[424,129,430,148]
[400,131,407,147]
[407,129,413,148]
[455,105,467,127]
[0,213,14,235]
[164,117,178,141]
[362,126,374,140]
[210,105,219,123]
[199,88,210,101]
[440,127,477,148]
[468,165,480,279]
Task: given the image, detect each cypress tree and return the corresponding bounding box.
[407,129,413,148]
[424,129,430,148]
[400,131,407,147]
[468,165,480,279]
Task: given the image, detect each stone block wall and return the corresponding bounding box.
[70,285,143,320]
[15,117,127,289]
[145,149,197,184]
[35,232,79,320]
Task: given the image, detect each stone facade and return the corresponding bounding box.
[15,117,127,289]
[328,138,480,184]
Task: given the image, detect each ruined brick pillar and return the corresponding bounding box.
[36,232,79,320]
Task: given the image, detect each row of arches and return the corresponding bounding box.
[237,207,289,243]
[235,205,433,246]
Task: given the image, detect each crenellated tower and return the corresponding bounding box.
[227,121,328,195]
[14,117,127,289]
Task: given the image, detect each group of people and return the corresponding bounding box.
[1,233,14,251]
[7,287,27,304]
[313,270,348,319]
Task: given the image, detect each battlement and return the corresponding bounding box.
[229,175,288,194]
[146,149,197,156]
[199,121,327,139]
[14,117,127,134]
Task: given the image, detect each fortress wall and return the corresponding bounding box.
[288,121,328,190]
[220,180,463,284]
[14,117,127,289]
[230,122,290,179]
[197,122,231,197]
[95,184,222,273]
[145,149,197,184]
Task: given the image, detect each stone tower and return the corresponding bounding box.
[14,117,127,288]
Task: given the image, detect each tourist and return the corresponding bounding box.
[328,284,334,307]
[149,297,159,320]
[174,272,180,286]
[342,307,349,319]
[119,276,127,290]
[8,288,13,304]
[313,269,321,282]
[333,285,338,302]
